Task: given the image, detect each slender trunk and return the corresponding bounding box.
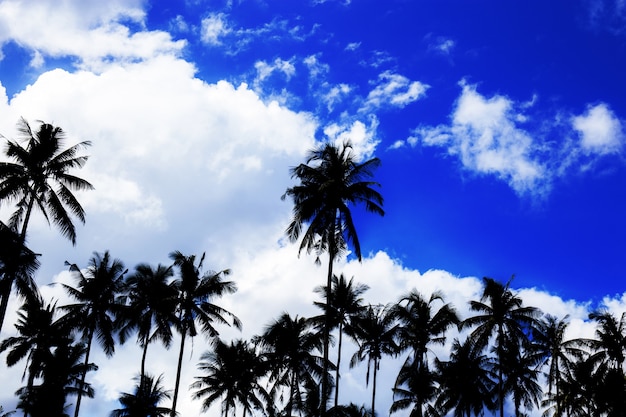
[371,358,377,417]
[171,326,187,417]
[140,336,149,382]
[497,325,504,417]
[73,327,94,417]
[321,249,334,417]
[334,321,343,408]
[0,196,34,334]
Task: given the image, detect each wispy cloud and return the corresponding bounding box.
[362,71,429,112]
[200,12,231,45]
[573,103,624,155]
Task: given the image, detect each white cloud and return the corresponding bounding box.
[323,117,381,161]
[572,103,624,155]
[254,57,297,88]
[415,83,547,195]
[363,71,429,111]
[0,0,184,71]
[200,12,231,45]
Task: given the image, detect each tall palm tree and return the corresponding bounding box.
[118,263,178,381]
[0,222,40,333]
[532,315,586,417]
[62,251,127,417]
[350,304,399,417]
[389,290,459,417]
[282,141,384,415]
[461,277,540,417]
[111,374,172,417]
[500,345,543,417]
[313,274,369,407]
[192,338,270,417]
[434,338,496,417]
[257,313,324,417]
[390,356,439,417]
[0,118,92,332]
[588,310,626,371]
[169,251,241,417]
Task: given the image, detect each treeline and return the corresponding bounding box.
[1,119,626,417]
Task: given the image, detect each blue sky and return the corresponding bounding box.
[1,0,625,416]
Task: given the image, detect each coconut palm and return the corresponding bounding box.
[192,338,270,417]
[461,277,540,417]
[313,274,369,407]
[0,222,40,333]
[501,345,543,417]
[169,251,241,417]
[389,290,459,417]
[434,338,496,417]
[257,313,325,417]
[282,141,384,414]
[117,263,178,381]
[62,251,127,417]
[390,356,439,417]
[350,304,399,417]
[588,310,626,371]
[111,374,172,417]
[532,315,586,417]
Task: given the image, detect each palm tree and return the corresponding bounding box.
[588,310,626,371]
[501,345,542,417]
[111,374,172,417]
[282,141,384,415]
[169,251,241,417]
[257,313,324,417]
[532,315,586,417]
[0,406,15,417]
[0,118,92,332]
[62,251,127,417]
[192,338,270,417]
[0,117,93,242]
[0,293,68,415]
[461,277,540,417]
[0,221,40,333]
[390,356,438,417]
[17,340,96,417]
[434,338,496,417]
[389,290,459,417]
[313,274,369,407]
[118,263,178,381]
[350,304,399,417]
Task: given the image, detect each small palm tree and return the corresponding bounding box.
[169,251,241,417]
[350,304,399,417]
[111,374,172,417]
[461,277,540,417]
[283,141,384,414]
[192,338,269,417]
[117,263,178,381]
[62,251,127,417]
[257,313,324,417]
[313,274,369,407]
[434,338,496,417]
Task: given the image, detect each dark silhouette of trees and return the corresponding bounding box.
[169,251,241,417]
[110,374,172,417]
[283,141,384,415]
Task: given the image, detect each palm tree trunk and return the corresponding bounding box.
[171,326,187,417]
[371,358,377,417]
[73,327,94,417]
[334,321,343,408]
[141,336,149,382]
[19,195,35,242]
[321,248,335,417]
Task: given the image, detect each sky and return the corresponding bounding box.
[0,0,625,416]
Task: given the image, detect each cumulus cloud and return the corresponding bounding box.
[200,12,231,45]
[573,103,624,155]
[323,117,381,161]
[414,83,547,195]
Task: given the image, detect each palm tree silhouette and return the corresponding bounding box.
[461,277,540,417]
[118,263,178,382]
[111,374,172,417]
[0,118,93,333]
[169,251,241,417]
[257,313,324,417]
[350,304,399,417]
[0,222,40,333]
[62,251,127,417]
[283,141,384,414]
[192,338,269,417]
[313,274,369,407]
[434,338,496,417]
[389,290,459,417]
